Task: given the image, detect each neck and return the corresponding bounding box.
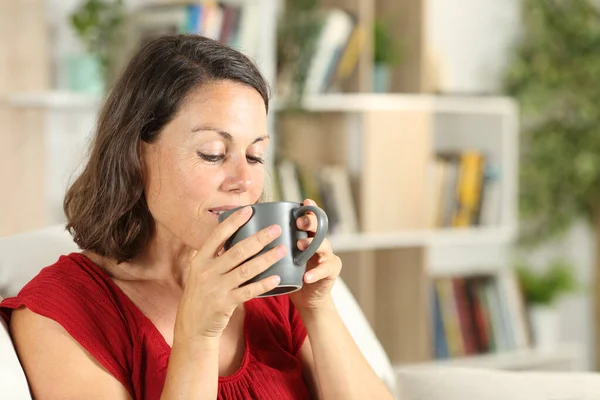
[87,224,196,286]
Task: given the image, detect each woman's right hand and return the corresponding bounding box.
[173,206,286,343]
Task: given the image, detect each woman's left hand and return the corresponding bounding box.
[289,199,342,311]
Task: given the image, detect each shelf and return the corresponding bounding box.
[395,343,583,371]
[329,226,516,253]
[275,93,517,115]
[8,91,516,116]
[6,91,102,110]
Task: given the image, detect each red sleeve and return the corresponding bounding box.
[0,256,134,397]
[288,297,307,355]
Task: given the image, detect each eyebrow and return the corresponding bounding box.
[191,126,269,144]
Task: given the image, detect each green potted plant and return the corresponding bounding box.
[373,17,402,92]
[276,0,323,107]
[69,0,125,94]
[503,0,600,363]
[515,259,579,349]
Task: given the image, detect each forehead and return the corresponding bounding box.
[180,81,266,119]
[163,81,267,144]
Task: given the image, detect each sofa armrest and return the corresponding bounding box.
[0,313,33,399]
[0,225,79,297]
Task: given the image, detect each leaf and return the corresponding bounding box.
[504,0,600,246]
[515,259,580,305]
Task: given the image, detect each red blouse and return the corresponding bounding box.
[0,253,311,400]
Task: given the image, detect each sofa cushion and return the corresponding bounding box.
[396,366,600,400]
[332,279,398,397]
[0,298,32,399]
[0,225,79,297]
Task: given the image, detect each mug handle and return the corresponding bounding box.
[292,205,329,265]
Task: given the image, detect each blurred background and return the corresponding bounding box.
[1,0,598,373]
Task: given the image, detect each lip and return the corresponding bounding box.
[208,205,245,218]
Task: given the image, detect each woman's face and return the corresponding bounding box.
[142,80,268,250]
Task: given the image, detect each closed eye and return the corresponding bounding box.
[198,152,264,165]
[197,152,225,163]
[247,155,264,164]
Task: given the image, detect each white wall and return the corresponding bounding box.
[425,0,521,94]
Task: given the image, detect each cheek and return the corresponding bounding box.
[252,168,265,197]
[169,159,224,208]
[145,151,215,211]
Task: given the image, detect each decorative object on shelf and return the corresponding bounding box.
[515,259,580,350]
[503,0,600,366]
[69,0,125,94]
[372,17,402,93]
[276,0,323,107]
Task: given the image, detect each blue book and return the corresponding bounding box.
[432,286,449,359]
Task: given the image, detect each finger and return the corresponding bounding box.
[296,213,318,233]
[199,206,254,258]
[232,275,281,303]
[219,224,282,273]
[297,236,332,255]
[303,198,317,207]
[226,244,287,287]
[304,256,342,284]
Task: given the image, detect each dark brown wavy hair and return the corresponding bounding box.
[64,34,270,263]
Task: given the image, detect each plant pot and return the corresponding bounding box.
[373,63,391,93]
[66,52,105,95]
[528,304,560,350]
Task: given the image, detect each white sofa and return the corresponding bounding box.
[2,226,600,400]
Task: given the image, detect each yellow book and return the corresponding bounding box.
[436,279,465,357]
[453,151,485,227]
[336,23,365,80]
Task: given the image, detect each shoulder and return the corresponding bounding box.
[1,252,134,373]
[2,253,123,324]
[10,307,133,399]
[5,253,136,398]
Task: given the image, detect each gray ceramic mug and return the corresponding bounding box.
[218,201,329,297]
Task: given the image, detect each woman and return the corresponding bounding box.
[0,34,392,399]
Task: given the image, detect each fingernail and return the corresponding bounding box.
[269,224,281,236]
[304,216,310,226]
[305,272,314,283]
[240,206,252,215]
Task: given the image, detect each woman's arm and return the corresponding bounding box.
[298,298,394,400]
[159,337,220,400]
[11,308,133,400]
[290,199,394,400]
[11,308,221,400]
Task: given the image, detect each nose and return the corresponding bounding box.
[222,156,253,193]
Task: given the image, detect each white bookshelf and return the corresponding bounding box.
[285,92,519,276]
[277,93,517,114]
[329,226,516,253]
[395,343,585,371]
[8,91,101,110]
[276,90,521,365]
